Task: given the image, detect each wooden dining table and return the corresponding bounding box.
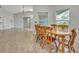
[51,31,70,53]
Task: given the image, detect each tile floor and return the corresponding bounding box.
[0,29,78,53]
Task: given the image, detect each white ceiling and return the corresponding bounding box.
[2,5,33,14]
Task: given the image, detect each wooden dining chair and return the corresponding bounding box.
[35,25,42,42]
[41,26,57,52]
[40,26,52,52]
[39,26,46,47]
[35,25,39,42]
[64,29,77,53]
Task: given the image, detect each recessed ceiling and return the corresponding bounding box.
[2,5,33,14]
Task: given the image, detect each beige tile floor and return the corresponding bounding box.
[0,29,78,53]
[0,29,48,53]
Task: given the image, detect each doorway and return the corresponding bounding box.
[0,17,4,30]
[23,17,31,30]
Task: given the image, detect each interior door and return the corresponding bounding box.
[23,17,30,29]
[0,17,4,30]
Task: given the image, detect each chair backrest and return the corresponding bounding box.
[35,25,53,37]
[45,26,53,37]
[68,29,77,45]
[51,24,57,31]
[43,26,53,43]
[40,26,45,35]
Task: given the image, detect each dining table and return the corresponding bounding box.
[51,30,70,53]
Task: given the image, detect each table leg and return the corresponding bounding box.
[56,36,65,53]
[62,36,64,53]
[56,42,61,52]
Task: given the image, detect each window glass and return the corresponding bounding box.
[56,9,69,32]
[38,12,48,25]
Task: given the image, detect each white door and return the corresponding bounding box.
[23,17,31,29]
[0,17,4,30]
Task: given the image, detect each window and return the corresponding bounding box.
[38,12,48,26]
[56,9,69,32]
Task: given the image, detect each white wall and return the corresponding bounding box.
[32,5,56,34]
[0,8,14,30]
[14,13,23,28]
[0,5,78,31]
[14,12,33,29]
[33,5,55,26]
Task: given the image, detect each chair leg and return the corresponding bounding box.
[72,47,76,53]
[49,43,52,53]
[54,40,58,52]
[69,49,71,53]
[35,35,38,42]
[62,41,64,53]
[40,39,42,46]
[62,45,64,53]
[56,42,61,52]
[40,38,43,48]
[54,40,57,48]
[68,45,71,53]
[36,38,38,42]
[41,37,45,49]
